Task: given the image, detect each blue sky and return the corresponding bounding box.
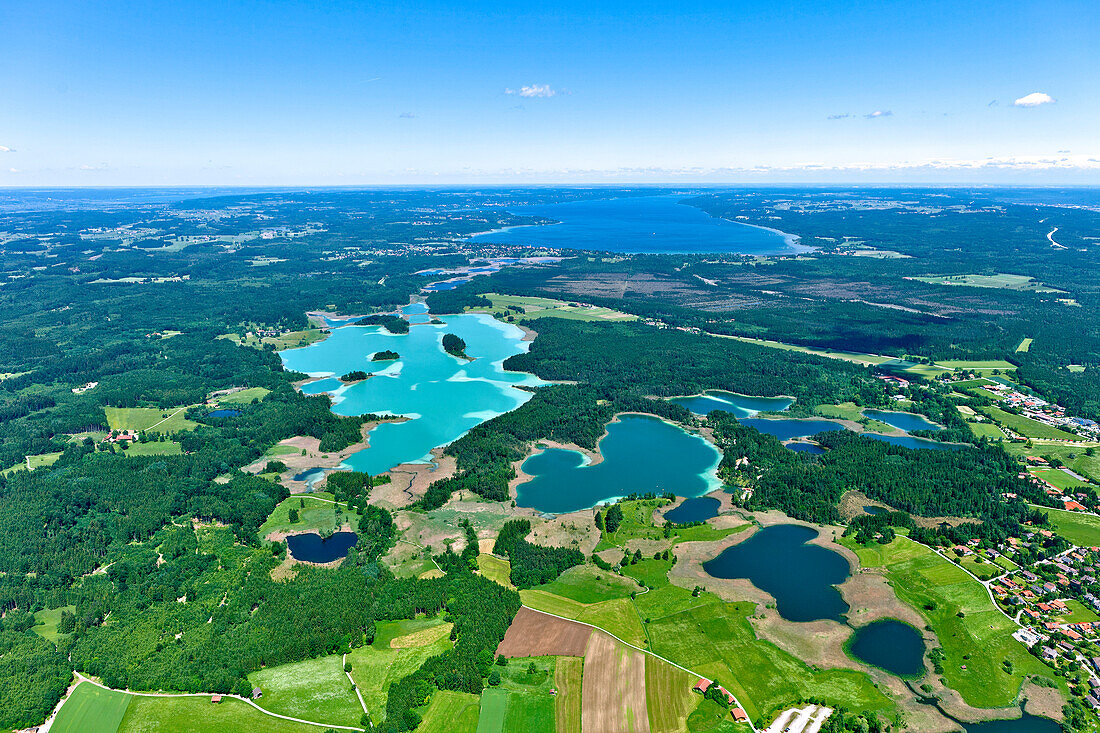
[2,0,1097,184]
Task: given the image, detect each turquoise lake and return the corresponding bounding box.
[703,524,850,622]
[279,313,543,475]
[670,390,793,417]
[514,414,723,514]
[470,195,807,255]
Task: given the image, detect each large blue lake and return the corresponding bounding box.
[515,414,723,514]
[470,195,807,255]
[280,313,543,475]
[703,524,850,622]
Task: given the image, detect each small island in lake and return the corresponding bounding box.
[372,350,399,361]
[356,313,409,334]
[340,370,369,381]
[442,333,468,358]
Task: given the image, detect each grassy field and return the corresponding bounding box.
[535,564,637,603]
[468,293,636,322]
[32,604,75,644]
[478,554,516,589]
[1016,338,1033,353]
[222,329,327,351]
[258,492,357,539]
[122,440,183,457]
[1029,504,1100,547]
[595,498,745,551]
[686,697,744,733]
[977,405,1084,441]
[910,274,1064,293]
[845,537,1059,708]
[1004,442,1100,484]
[1059,599,1100,624]
[621,558,674,589]
[492,656,556,733]
[959,554,1004,581]
[216,387,271,405]
[347,618,453,722]
[1029,467,1092,491]
[554,657,583,733]
[520,590,647,647]
[814,402,892,432]
[939,359,1018,371]
[476,688,510,733]
[27,450,63,469]
[967,421,1006,440]
[52,682,133,733]
[417,690,481,733]
[248,653,362,727]
[118,695,323,733]
[104,406,198,433]
[645,655,698,733]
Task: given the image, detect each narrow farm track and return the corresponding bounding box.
[70,672,365,731]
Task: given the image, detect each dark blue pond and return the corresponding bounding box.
[740,418,846,442]
[470,195,807,255]
[703,524,850,622]
[863,505,888,515]
[865,433,961,451]
[847,620,925,677]
[286,531,359,563]
[787,442,825,454]
[863,409,941,432]
[664,496,721,524]
[963,714,1060,733]
[207,409,242,418]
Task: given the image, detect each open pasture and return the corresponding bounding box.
[51,682,133,733]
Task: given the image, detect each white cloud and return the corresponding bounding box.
[0,146,13,153]
[506,84,556,98]
[8,168,19,173]
[1014,92,1055,107]
[864,110,893,119]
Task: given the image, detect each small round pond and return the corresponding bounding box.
[664,496,720,524]
[847,619,925,677]
[286,531,359,563]
[703,524,850,622]
[787,442,825,455]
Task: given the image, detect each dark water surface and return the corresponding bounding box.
[470,196,806,255]
[664,496,721,524]
[863,409,942,432]
[703,524,850,622]
[963,714,1060,733]
[740,418,846,442]
[847,619,925,677]
[286,532,359,563]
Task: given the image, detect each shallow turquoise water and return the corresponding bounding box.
[670,390,793,417]
[515,414,723,513]
[280,313,543,475]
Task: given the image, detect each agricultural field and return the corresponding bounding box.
[258,493,357,539]
[1029,504,1100,547]
[416,690,481,733]
[967,421,1006,440]
[478,553,516,589]
[248,653,362,727]
[910,273,1064,293]
[938,359,1018,372]
[485,656,557,733]
[1016,337,1033,353]
[121,440,183,456]
[977,405,1084,441]
[221,329,327,351]
[469,293,637,322]
[521,591,647,647]
[51,682,132,733]
[554,657,584,733]
[535,564,637,603]
[645,655,698,733]
[119,695,333,733]
[845,537,1059,708]
[215,387,271,405]
[581,632,648,733]
[104,406,198,433]
[497,607,592,658]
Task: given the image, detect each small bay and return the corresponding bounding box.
[670,390,793,417]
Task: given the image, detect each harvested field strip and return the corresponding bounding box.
[497,606,592,658]
[645,655,697,733]
[582,631,650,733]
[555,657,584,733]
